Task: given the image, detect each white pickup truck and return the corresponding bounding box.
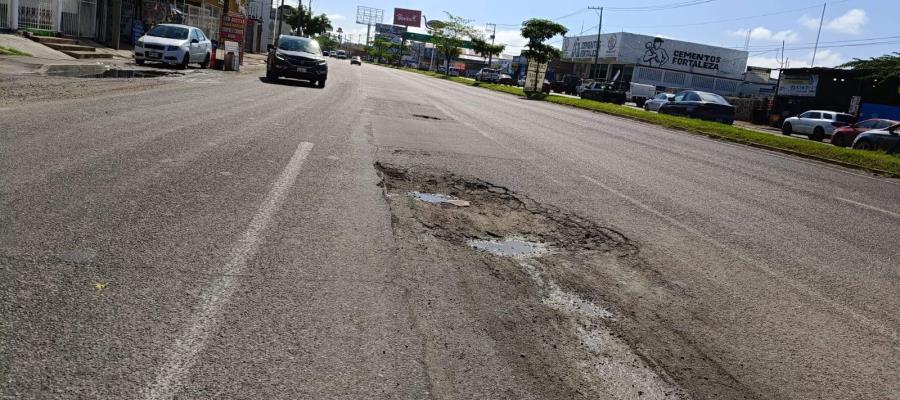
[626,82,656,107]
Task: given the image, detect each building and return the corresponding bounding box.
[561,32,751,96]
[770,67,900,125]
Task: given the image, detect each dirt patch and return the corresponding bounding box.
[376,162,757,400]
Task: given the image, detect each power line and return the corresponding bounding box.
[625,0,851,29]
[603,0,717,11]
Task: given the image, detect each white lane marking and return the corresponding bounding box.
[144,141,314,400]
[581,174,898,342]
[836,197,900,219]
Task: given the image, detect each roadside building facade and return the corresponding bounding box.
[561,32,750,96]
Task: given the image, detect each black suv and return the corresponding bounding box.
[266,35,328,88]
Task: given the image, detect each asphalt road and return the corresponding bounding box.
[1,60,898,399]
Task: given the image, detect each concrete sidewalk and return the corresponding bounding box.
[0,34,72,60]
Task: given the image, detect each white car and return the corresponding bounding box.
[475,68,500,82]
[643,93,675,112]
[781,110,855,141]
[135,24,211,68]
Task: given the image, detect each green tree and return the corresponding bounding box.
[284,5,332,37]
[428,12,477,75]
[471,37,506,67]
[839,52,900,80]
[315,34,339,52]
[519,18,568,64]
[369,36,394,63]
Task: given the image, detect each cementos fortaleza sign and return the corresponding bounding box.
[393,8,421,27]
[563,32,748,78]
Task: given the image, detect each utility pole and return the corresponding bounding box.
[744,29,751,51]
[486,23,497,68]
[274,0,285,44]
[811,2,826,67]
[588,6,603,80]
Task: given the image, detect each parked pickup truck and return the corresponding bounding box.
[579,81,627,105]
[626,82,656,107]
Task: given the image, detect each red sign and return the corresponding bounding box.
[220,13,246,43]
[393,8,421,27]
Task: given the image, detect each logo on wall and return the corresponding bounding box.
[642,37,669,67]
[607,34,617,52]
[393,8,422,27]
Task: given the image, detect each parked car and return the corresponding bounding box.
[323,50,330,56]
[265,35,328,88]
[553,75,583,95]
[580,81,627,105]
[644,93,675,112]
[658,90,735,125]
[852,123,900,152]
[831,118,897,147]
[497,74,515,85]
[576,79,595,95]
[475,68,500,82]
[335,50,347,59]
[626,82,656,107]
[134,24,211,69]
[350,56,362,65]
[780,110,854,141]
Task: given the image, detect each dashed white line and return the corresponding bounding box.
[144,141,314,400]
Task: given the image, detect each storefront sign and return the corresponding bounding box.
[524,61,547,93]
[401,32,474,49]
[393,8,421,27]
[221,13,246,43]
[779,74,819,97]
[375,23,406,36]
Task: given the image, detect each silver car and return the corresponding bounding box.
[644,93,675,112]
[135,24,212,69]
[852,123,900,152]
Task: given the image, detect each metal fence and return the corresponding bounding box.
[0,0,9,29]
[59,0,97,37]
[18,0,53,31]
[183,3,220,41]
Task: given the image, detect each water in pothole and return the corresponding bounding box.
[407,191,453,204]
[468,237,548,258]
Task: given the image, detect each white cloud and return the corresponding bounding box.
[798,9,868,35]
[326,13,346,21]
[810,49,844,67]
[492,29,528,56]
[747,56,783,70]
[732,27,799,43]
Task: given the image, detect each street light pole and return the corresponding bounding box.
[811,2,826,67]
[486,23,496,68]
[588,6,603,80]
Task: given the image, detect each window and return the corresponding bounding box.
[877,120,897,129]
[278,36,322,54]
[656,93,668,100]
[685,92,702,101]
[855,120,874,129]
[822,113,834,120]
[146,25,189,40]
[698,92,729,104]
[804,112,821,119]
[191,29,200,41]
[673,92,687,101]
[197,30,207,41]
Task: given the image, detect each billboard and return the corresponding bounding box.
[393,8,421,27]
[778,74,819,97]
[375,23,407,36]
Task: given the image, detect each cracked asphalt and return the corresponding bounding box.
[1,59,898,399]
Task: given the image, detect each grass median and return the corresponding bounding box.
[378,63,900,177]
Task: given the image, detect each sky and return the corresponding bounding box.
[289,0,898,69]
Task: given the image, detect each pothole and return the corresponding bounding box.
[44,64,176,79]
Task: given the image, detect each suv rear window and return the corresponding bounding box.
[835,114,854,123]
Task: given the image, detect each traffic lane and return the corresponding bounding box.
[367,66,900,398]
[173,61,429,398]
[0,66,358,398]
[392,66,900,326]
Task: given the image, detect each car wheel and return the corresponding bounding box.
[200,53,209,69]
[135,59,145,66]
[635,98,646,107]
[179,53,189,70]
[782,122,793,135]
[316,79,326,88]
[853,140,874,150]
[810,126,826,141]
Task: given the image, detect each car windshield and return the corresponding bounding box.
[698,92,729,104]
[146,25,189,40]
[835,114,854,123]
[278,37,321,54]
